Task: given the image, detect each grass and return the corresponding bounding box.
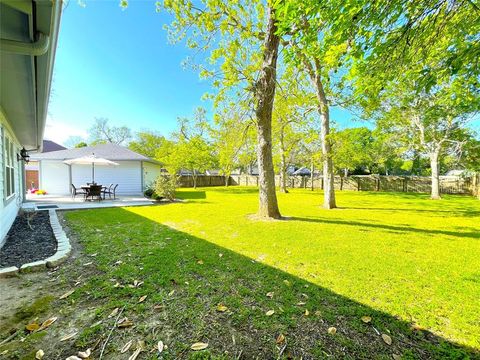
[1,187,479,359]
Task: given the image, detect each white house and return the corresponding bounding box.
[30,143,163,196]
[1,0,62,245]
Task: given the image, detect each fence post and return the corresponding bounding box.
[357,178,361,191]
[376,177,380,191]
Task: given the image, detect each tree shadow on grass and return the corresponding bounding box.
[58,208,480,360]
[291,216,480,240]
[340,207,480,218]
[176,190,207,200]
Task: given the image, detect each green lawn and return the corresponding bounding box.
[2,187,479,359]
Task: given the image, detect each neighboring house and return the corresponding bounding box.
[1,0,62,245]
[205,169,220,176]
[445,169,468,177]
[25,140,66,189]
[30,143,162,195]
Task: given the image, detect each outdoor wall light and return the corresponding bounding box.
[17,147,30,163]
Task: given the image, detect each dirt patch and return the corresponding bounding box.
[0,211,56,268]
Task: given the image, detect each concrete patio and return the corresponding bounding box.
[23,193,156,211]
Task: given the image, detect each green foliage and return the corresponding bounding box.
[154,175,177,201]
[129,131,167,159]
[75,142,88,148]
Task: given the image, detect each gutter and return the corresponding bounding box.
[0,32,50,56]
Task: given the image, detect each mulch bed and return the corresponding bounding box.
[0,211,56,268]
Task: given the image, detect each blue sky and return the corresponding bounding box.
[44,0,360,145]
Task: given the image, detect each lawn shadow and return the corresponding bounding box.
[341,207,480,217]
[61,207,480,359]
[291,216,480,240]
[176,190,207,200]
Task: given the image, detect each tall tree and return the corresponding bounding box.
[129,131,167,159]
[88,117,132,145]
[158,0,282,218]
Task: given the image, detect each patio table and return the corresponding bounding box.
[82,184,103,201]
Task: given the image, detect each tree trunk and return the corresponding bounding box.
[254,6,281,219]
[225,173,230,187]
[279,130,288,193]
[313,72,336,209]
[430,147,441,200]
[192,171,197,189]
[310,160,314,191]
[301,57,336,209]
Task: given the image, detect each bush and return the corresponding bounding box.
[154,175,176,201]
[144,188,154,198]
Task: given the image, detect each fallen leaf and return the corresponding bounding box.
[392,355,402,360]
[296,302,306,306]
[90,253,97,257]
[216,304,228,312]
[327,327,337,335]
[276,334,285,344]
[65,357,81,360]
[265,310,275,316]
[35,349,44,359]
[0,350,9,355]
[108,307,119,318]
[117,318,134,328]
[266,292,274,298]
[314,310,322,316]
[78,348,91,359]
[218,253,223,257]
[197,260,204,265]
[157,340,164,353]
[361,316,372,323]
[304,309,310,316]
[114,260,123,265]
[301,293,309,298]
[26,323,40,332]
[128,348,141,360]
[191,342,208,351]
[60,332,78,341]
[59,290,75,300]
[121,340,133,353]
[168,290,175,296]
[138,295,147,303]
[382,333,392,345]
[410,324,424,331]
[38,317,57,331]
[153,304,164,310]
[283,280,291,286]
[83,262,93,266]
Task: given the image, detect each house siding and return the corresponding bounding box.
[0,112,24,247]
[40,160,146,195]
[143,162,162,190]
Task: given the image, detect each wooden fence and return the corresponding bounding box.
[178,174,479,196]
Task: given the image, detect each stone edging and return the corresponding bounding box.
[0,210,71,278]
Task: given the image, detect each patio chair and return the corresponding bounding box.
[103,184,118,200]
[101,183,113,199]
[85,185,102,201]
[71,184,86,199]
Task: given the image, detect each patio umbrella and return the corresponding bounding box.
[63,154,119,183]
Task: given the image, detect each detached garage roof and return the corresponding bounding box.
[31,143,161,164]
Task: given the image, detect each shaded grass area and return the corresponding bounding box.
[0,188,479,359]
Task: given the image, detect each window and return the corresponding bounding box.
[4,135,15,199]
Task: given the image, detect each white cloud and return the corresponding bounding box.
[44,116,89,145]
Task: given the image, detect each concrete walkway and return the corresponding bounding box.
[23,193,155,211]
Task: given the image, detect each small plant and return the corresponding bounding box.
[154,175,176,201]
[144,187,154,198]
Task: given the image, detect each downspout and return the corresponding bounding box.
[0,33,50,56]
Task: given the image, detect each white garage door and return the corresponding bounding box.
[71,161,142,195]
[40,161,70,194]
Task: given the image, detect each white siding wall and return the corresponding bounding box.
[72,160,142,195]
[41,160,143,195]
[39,160,70,194]
[143,162,162,190]
[0,114,24,247]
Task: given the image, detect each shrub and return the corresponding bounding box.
[154,175,176,201]
[144,188,154,198]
